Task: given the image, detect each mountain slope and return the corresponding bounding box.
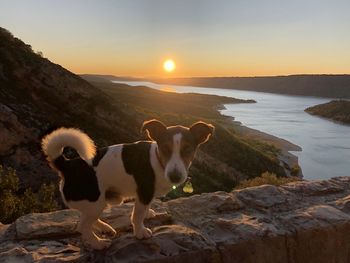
[0,27,288,199]
[0,27,139,188]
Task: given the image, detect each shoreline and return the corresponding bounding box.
[218,106,303,178]
[99,78,304,179]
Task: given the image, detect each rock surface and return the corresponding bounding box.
[2,177,350,262]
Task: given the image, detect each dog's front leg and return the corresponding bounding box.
[131,198,152,239]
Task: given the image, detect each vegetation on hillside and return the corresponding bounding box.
[0,166,58,224]
[305,100,350,124]
[235,172,300,189]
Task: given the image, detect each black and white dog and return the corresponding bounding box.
[42,119,214,249]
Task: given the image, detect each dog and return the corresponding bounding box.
[41,119,214,250]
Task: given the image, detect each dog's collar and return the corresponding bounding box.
[155,147,165,170]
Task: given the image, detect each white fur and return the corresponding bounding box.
[44,132,185,249]
[62,142,170,246]
[164,133,188,184]
[42,128,96,161]
[89,142,171,201]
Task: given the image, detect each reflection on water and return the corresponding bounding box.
[159,86,176,93]
[113,80,350,180]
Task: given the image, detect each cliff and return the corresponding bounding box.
[1,177,350,263]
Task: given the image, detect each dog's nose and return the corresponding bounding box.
[168,170,182,184]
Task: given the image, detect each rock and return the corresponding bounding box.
[104,225,213,263]
[234,184,290,209]
[282,179,344,196]
[2,177,350,262]
[0,103,31,155]
[306,205,350,223]
[0,247,34,263]
[335,195,350,212]
[15,210,80,239]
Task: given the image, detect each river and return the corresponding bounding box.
[113,80,350,180]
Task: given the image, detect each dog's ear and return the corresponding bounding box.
[141,119,167,141]
[190,121,214,145]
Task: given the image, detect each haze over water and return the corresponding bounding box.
[115,80,350,180]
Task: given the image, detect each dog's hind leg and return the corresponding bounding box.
[131,198,152,239]
[76,200,112,250]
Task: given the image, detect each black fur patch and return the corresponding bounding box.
[54,155,100,202]
[92,147,108,167]
[121,141,155,205]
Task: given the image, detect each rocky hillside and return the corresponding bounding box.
[1,177,350,262]
[0,27,291,198]
[305,100,350,125]
[152,75,350,98]
[0,27,140,189]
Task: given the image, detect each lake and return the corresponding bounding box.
[113,80,350,180]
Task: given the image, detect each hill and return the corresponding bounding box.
[0,27,296,218]
[0,27,141,190]
[79,74,141,83]
[305,100,350,124]
[151,75,350,98]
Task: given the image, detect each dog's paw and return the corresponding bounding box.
[146,208,157,219]
[135,227,152,239]
[85,238,112,250]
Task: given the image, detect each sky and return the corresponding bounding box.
[1,0,350,77]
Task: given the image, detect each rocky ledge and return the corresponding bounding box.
[2,177,350,263]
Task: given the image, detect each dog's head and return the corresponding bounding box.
[141,119,214,185]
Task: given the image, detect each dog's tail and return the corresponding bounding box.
[41,128,96,163]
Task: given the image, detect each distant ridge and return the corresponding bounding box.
[80,74,142,83]
[151,74,350,98]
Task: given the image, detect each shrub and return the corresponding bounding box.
[0,166,59,224]
[290,164,301,177]
[235,171,299,189]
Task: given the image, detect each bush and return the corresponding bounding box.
[0,166,59,224]
[235,171,299,189]
[290,164,301,177]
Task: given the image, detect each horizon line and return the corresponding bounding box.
[79,73,350,79]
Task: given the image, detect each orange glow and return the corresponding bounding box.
[159,86,176,92]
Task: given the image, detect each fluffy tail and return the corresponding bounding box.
[41,128,96,162]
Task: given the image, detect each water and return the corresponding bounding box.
[113,80,350,180]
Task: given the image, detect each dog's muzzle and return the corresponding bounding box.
[167,169,183,184]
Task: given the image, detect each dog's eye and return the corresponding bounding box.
[182,145,193,155]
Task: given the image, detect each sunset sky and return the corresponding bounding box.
[1,0,349,77]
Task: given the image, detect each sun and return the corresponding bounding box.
[163,59,176,72]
